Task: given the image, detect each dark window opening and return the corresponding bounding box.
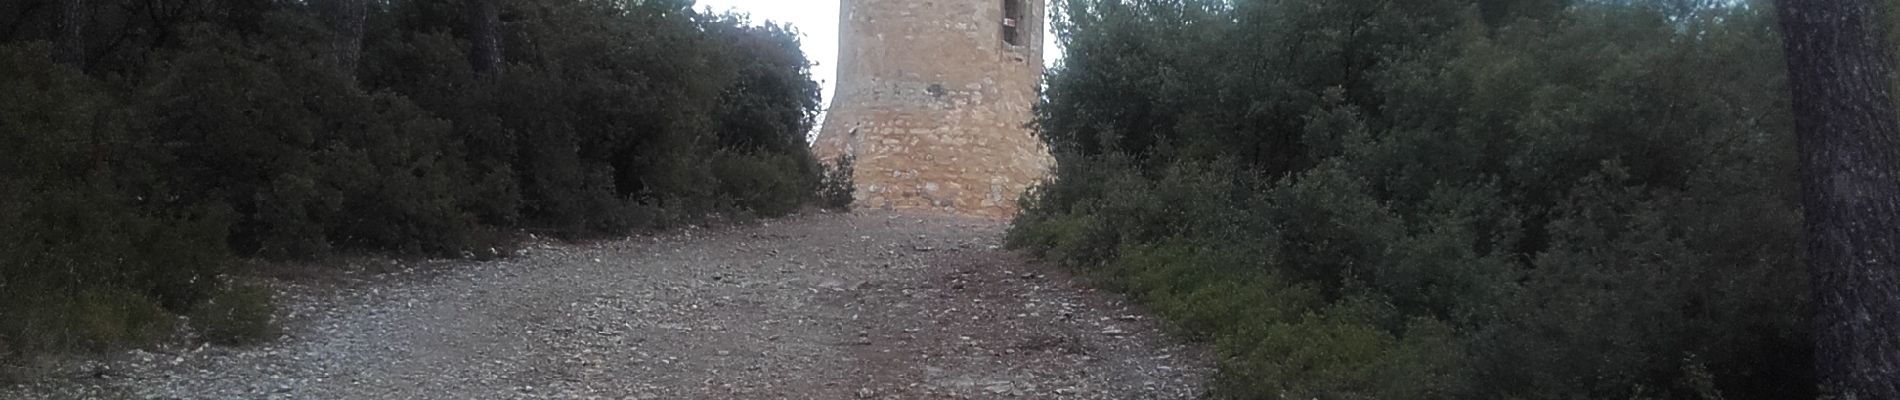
[1003,0,1024,46]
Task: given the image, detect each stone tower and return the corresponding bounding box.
[813,0,1051,218]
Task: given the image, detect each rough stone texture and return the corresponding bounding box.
[814,0,1053,219]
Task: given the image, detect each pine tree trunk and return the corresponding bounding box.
[324,0,366,79]
[1776,0,1900,398]
[468,0,502,76]
[55,0,84,68]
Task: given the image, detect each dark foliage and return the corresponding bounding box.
[819,155,856,212]
[190,283,278,345]
[1,0,823,357]
[1012,0,1813,398]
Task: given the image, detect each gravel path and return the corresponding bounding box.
[3,211,1210,399]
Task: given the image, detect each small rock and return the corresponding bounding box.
[985,382,1014,394]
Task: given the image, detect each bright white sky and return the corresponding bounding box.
[694,0,1059,116]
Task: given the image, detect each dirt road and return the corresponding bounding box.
[4,212,1209,399]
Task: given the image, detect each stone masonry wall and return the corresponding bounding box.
[813,0,1052,219]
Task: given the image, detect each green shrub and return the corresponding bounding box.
[1218,308,1458,400]
[190,284,278,346]
[135,26,482,258]
[0,182,229,356]
[1014,1,1808,399]
[358,2,826,234]
[0,43,231,357]
[712,151,816,218]
[1,0,827,361]
[0,288,176,356]
[819,155,857,211]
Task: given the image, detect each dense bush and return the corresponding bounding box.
[0,43,232,355]
[135,23,481,257]
[711,151,818,218]
[190,284,278,346]
[1,0,824,358]
[819,155,857,212]
[1011,0,1811,398]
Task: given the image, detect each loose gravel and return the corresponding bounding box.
[2,211,1210,399]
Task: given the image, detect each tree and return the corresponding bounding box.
[468,0,501,75]
[323,0,367,78]
[1775,0,1900,398]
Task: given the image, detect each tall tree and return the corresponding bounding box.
[468,0,501,75]
[322,0,366,78]
[1776,0,1900,398]
[54,0,83,68]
